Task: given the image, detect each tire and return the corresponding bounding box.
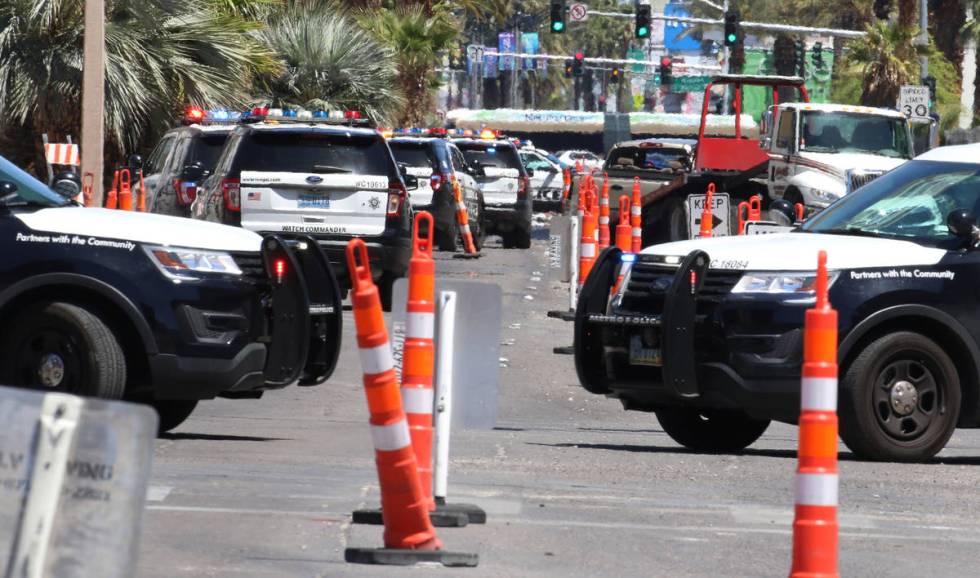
[378,273,396,312]
[784,187,804,207]
[0,302,126,399]
[839,332,960,462]
[436,221,460,252]
[655,408,770,452]
[472,203,487,251]
[153,400,198,434]
[664,197,687,242]
[501,232,515,249]
[513,227,532,249]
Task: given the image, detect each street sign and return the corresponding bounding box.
[569,3,589,21]
[669,75,712,93]
[744,221,795,235]
[899,85,930,120]
[685,192,731,238]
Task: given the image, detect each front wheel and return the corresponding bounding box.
[512,228,531,249]
[0,302,126,399]
[839,332,960,462]
[655,408,770,452]
[153,400,198,434]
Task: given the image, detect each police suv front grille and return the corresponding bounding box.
[619,259,741,313]
[232,253,266,284]
[845,170,885,193]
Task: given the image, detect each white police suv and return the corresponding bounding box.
[575,143,980,462]
[0,154,342,433]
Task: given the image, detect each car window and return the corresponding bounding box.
[800,111,911,159]
[521,153,553,171]
[233,131,393,176]
[389,142,438,170]
[775,110,795,151]
[211,132,243,180]
[450,147,466,172]
[166,137,192,174]
[189,133,230,173]
[146,135,176,174]
[458,143,522,171]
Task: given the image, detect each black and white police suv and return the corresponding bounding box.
[575,144,980,462]
[388,133,486,251]
[453,136,532,249]
[0,154,342,433]
[190,108,413,308]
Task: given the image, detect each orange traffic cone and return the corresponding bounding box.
[451,178,479,257]
[598,174,610,249]
[105,170,119,209]
[615,196,632,252]
[81,172,94,207]
[579,203,597,285]
[737,195,763,234]
[118,169,133,211]
[630,177,642,252]
[698,183,715,238]
[345,238,440,551]
[403,212,437,511]
[795,203,806,223]
[789,250,839,578]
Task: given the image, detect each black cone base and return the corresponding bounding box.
[552,345,575,355]
[351,507,468,527]
[435,501,487,524]
[546,310,576,321]
[453,252,482,259]
[345,547,478,567]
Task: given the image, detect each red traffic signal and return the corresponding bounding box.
[660,56,671,67]
[575,52,584,61]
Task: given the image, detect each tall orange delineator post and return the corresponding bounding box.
[630,177,642,253]
[795,203,806,223]
[597,174,610,249]
[452,178,480,257]
[789,250,839,578]
[737,195,763,234]
[698,183,715,238]
[344,240,478,568]
[105,170,119,210]
[137,169,147,212]
[615,196,632,252]
[118,169,133,211]
[579,201,597,285]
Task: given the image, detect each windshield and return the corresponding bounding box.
[459,143,523,171]
[0,155,69,207]
[800,111,911,159]
[521,152,554,171]
[234,131,392,175]
[804,160,980,247]
[389,143,438,170]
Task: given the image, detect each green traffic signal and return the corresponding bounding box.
[552,21,564,32]
[637,26,649,38]
[726,33,737,44]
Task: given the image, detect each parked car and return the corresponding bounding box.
[519,146,564,210]
[453,138,532,249]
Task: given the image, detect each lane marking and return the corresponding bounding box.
[146,485,173,502]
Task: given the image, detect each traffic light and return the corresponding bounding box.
[923,76,937,104]
[635,4,651,39]
[723,10,740,47]
[573,52,584,77]
[610,67,622,84]
[659,56,673,86]
[793,40,806,77]
[811,42,824,69]
[564,59,574,78]
[550,1,566,34]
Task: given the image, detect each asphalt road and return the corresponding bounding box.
[138,218,980,577]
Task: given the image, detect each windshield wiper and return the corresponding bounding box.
[312,165,351,174]
[818,227,885,238]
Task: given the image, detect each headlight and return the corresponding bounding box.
[809,188,842,203]
[731,271,839,294]
[143,245,242,281]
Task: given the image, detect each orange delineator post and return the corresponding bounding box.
[451,178,478,254]
[118,169,133,211]
[403,212,437,512]
[597,174,610,249]
[562,167,572,203]
[137,169,147,212]
[698,183,715,238]
[737,195,763,234]
[789,249,839,578]
[81,172,94,207]
[579,203,597,285]
[345,238,440,551]
[630,177,642,252]
[105,170,119,209]
[615,196,632,252]
[795,203,806,223]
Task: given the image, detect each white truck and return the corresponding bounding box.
[761,103,914,211]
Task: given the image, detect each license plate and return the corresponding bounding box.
[629,334,662,366]
[298,193,330,209]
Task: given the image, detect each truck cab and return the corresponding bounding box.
[762,103,914,210]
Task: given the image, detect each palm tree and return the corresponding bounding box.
[256,8,403,123]
[962,1,980,123]
[845,20,920,106]
[356,4,458,126]
[0,0,278,171]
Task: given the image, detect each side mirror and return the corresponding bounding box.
[397,162,409,177]
[526,168,535,178]
[0,180,18,200]
[769,199,797,225]
[181,163,205,182]
[470,160,485,177]
[947,209,978,240]
[128,154,144,169]
[404,174,419,189]
[759,110,772,136]
[52,170,81,200]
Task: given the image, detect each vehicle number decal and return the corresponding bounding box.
[281,225,348,234]
[355,178,388,190]
[709,259,748,270]
[298,194,330,209]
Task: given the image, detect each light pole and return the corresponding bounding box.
[81,0,105,205]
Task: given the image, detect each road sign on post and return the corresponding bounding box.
[569,3,588,22]
[899,85,930,120]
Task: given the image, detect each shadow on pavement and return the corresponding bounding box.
[161,432,287,442]
[530,441,866,462]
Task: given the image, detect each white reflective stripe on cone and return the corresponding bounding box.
[801,377,838,411]
[401,387,435,415]
[632,227,642,236]
[794,473,839,506]
[359,343,394,375]
[599,198,609,206]
[461,224,472,235]
[631,206,642,216]
[580,243,596,258]
[371,419,412,451]
[599,216,609,224]
[406,312,435,340]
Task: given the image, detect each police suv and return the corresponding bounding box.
[575,144,980,462]
[0,154,342,432]
[189,108,413,308]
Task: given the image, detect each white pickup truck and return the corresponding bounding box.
[761,103,914,210]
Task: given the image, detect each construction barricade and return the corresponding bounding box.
[789,250,839,578]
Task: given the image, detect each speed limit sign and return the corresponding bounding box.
[899,85,930,120]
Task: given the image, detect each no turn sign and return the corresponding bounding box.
[569,3,589,21]
[899,85,930,120]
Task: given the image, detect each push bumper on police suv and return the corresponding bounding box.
[574,248,809,424]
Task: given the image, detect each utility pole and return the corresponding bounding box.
[81,0,105,205]
[918,0,928,85]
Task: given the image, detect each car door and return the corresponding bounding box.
[149,133,193,215]
[768,108,797,200]
[450,146,479,213]
[143,133,178,208]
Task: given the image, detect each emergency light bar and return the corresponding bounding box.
[240,107,370,126]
